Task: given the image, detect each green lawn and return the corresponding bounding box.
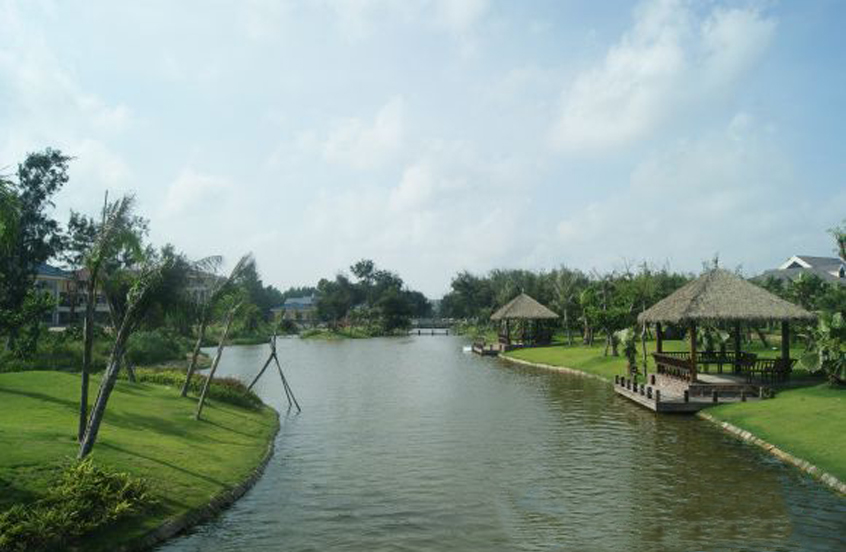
[708,385,846,482]
[0,371,278,550]
[504,337,811,382]
[505,343,629,381]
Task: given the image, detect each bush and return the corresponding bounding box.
[0,459,153,552]
[122,368,263,410]
[125,330,187,366]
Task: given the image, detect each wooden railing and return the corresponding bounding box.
[653,353,695,381]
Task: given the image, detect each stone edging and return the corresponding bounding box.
[119,408,282,551]
[697,411,845,496]
[500,354,845,497]
[500,355,608,383]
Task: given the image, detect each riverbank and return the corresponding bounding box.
[502,344,845,494]
[0,371,279,551]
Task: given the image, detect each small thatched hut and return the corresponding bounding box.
[491,293,558,349]
[638,269,815,383]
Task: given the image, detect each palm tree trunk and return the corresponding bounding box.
[181,316,208,397]
[78,276,97,442]
[78,320,132,459]
[195,308,237,420]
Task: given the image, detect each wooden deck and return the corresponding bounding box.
[613,375,763,413]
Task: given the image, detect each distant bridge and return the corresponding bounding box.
[409,318,453,335]
[410,318,453,329]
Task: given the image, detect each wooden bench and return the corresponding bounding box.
[745,358,795,383]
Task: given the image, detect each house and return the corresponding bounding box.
[755,255,846,286]
[272,295,317,325]
[34,263,111,326]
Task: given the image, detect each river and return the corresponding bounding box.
[157,335,845,551]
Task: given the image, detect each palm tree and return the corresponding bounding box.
[78,195,142,441]
[181,253,254,397]
[552,268,585,346]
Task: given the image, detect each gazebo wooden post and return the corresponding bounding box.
[733,322,742,373]
[781,321,790,362]
[656,323,663,353]
[689,322,698,383]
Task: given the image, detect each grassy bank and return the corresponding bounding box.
[0,371,278,550]
[504,338,813,382]
[707,385,846,482]
[505,343,628,381]
[300,326,400,339]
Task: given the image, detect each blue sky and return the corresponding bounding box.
[1,0,844,296]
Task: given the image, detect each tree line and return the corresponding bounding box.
[440,264,691,354]
[311,259,432,335]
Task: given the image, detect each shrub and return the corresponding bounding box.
[125,329,187,366]
[0,459,152,552]
[122,368,263,410]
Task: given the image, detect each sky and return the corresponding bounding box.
[1,0,844,298]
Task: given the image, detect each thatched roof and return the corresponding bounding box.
[491,293,559,321]
[638,269,816,324]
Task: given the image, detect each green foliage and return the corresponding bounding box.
[0,459,152,552]
[788,273,828,311]
[829,219,846,261]
[125,329,187,366]
[0,149,69,352]
[0,177,18,254]
[314,259,427,334]
[614,327,638,371]
[800,312,846,385]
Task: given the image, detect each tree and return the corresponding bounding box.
[829,219,846,261]
[62,209,99,323]
[0,175,19,253]
[789,273,827,311]
[552,267,587,346]
[800,312,846,386]
[181,253,254,397]
[77,195,144,441]
[0,149,69,352]
[315,274,356,328]
[78,256,175,458]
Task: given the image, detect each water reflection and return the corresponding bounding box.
[158,336,845,552]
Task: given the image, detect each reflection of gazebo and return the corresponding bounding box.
[638,269,815,385]
[491,293,559,350]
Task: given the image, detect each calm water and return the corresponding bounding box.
[158,336,845,552]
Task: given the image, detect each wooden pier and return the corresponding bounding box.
[613,375,762,413]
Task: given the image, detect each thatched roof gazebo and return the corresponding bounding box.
[491,293,558,349]
[638,269,815,384]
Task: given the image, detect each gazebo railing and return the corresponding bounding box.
[653,353,695,381]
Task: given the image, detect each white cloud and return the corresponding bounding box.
[0,0,136,217]
[549,114,843,274]
[162,168,230,217]
[550,0,776,153]
[321,96,405,170]
[433,0,489,34]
